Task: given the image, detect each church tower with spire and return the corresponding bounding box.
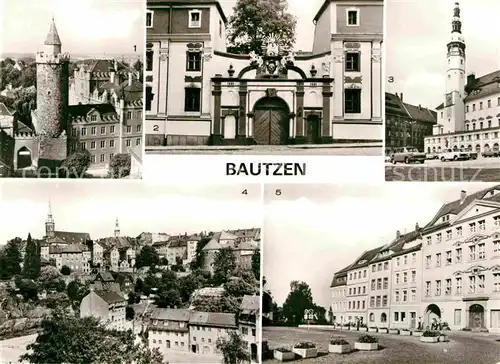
[45,199,55,238]
[443,2,466,134]
[35,17,70,139]
[114,218,120,237]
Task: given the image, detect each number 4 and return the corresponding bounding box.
[242,189,248,195]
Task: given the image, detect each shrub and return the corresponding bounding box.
[60,265,71,275]
[461,327,471,331]
[275,347,292,353]
[59,150,91,178]
[294,342,316,349]
[422,330,440,337]
[357,335,378,344]
[401,328,410,331]
[109,153,131,178]
[330,338,349,345]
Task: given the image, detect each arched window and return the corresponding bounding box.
[381,313,387,322]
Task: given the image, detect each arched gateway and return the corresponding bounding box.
[17,146,32,169]
[424,304,441,328]
[253,96,289,145]
[469,304,485,330]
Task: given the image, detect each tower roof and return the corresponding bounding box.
[44,17,62,46]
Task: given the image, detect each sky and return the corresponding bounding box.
[1,0,144,55]
[263,182,498,308]
[0,181,262,245]
[218,0,324,52]
[386,0,500,109]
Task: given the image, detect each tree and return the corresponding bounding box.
[282,280,314,325]
[136,245,160,268]
[227,0,297,54]
[213,247,236,285]
[109,153,131,178]
[23,233,40,279]
[179,272,207,303]
[135,278,144,293]
[126,306,135,320]
[251,249,260,280]
[20,310,163,364]
[59,150,92,178]
[67,281,80,301]
[216,331,250,364]
[191,294,240,314]
[225,277,259,297]
[128,291,141,305]
[39,266,62,284]
[15,277,40,301]
[60,265,71,275]
[0,238,22,279]
[160,257,168,266]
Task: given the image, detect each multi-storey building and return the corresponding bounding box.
[330,268,348,324]
[188,311,237,355]
[421,186,500,332]
[344,248,378,324]
[238,295,260,363]
[424,3,500,154]
[385,92,436,152]
[145,0,383,147]
[48,244,91,274]
[80,289,127,331]
[367,247,392,327]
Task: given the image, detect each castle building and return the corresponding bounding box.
[425,2,500,154]
[11,18,143,174]
[145,0,383,147]
[331,185,500,333]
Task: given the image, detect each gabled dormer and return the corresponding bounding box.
[87,109,101,122]
[450,199,500,225]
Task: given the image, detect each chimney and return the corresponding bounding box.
[396,230,401,239]
[415,222,419,231]
[460,190,467,204]
[128,72,133,87]
[400,93,403,102]
[395,92,398,98]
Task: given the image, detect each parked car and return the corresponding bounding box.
[426,152,439,160]
[462,148,478,160]
[440,149,468,161]
[390,147,426,164]
[482,149,499,158]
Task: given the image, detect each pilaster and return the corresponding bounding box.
[238,82,248,138]
[211,80,223,145]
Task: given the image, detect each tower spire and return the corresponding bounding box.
[46,198,55,239]
[114,217,120,237]
[451,2,462,34]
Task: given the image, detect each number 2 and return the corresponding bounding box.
[153,125,159,132]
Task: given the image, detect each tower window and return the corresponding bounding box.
[345,89,361,114]
[345,53,360,72]
[347,9,359,26]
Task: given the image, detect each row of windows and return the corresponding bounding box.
[424,273,500,296]
[146,9,202,29]
[425,242,500,269]
[369,295,388,308]
[348,286,366,295]
[466,97,500,113]
[152,339,186,348]
[429,129,500,142]
[464,119,500,132]
[394,289,417,303]
[368,312,409,323]
[72,124,142,137]
[348,300,366,310]
[426,215,500,244]
[73,138,142,152]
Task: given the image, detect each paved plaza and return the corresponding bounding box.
[146,144,382,156]
[385,158,500,181]
[263,326,500,364]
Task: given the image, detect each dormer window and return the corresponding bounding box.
[346,8,359,26]
[189,10,201,28]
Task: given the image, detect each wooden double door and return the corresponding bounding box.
[253,97,289,145]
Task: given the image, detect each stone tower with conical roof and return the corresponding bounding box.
[35,17,70,142]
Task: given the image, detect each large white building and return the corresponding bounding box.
[145,0,383,148]
[331,185,500,333]
[425,2,500,154]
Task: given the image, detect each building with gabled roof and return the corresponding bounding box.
[80,288,126,331]
[239,295,260,362]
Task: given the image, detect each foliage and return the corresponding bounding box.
[227,0,297,54]
[251,248,260,280]
[42,292,70,309]
[189,237,211,270]
[294,342,316,349]
[225,276,259,297]
[128,291,141,305]
[20,310,163,364]
[14,277,39,300]
[422,330,440,337]
[178,271,207,303]
[357,335,378,343]
[109,153,131,179]
[136,245,160,268]
[274,347,292,353]
[134,278,144,293]
[262,291,273,314]
[143,270,182,308]
[23,233,40,280]
[60,265,71,275]
[39,265,62,282]
[282,281,314,325]
[160,257,168,266]
[126,306,135,320]
[213,247,236,285]
[60,150,92,178]
[0,238,22,279]
[67,281,80,301]
[216,330,250,364]
[330,338,349,345]
[191,294,240,314]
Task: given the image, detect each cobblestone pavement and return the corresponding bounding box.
[263,326,500,364]
[146,145,382,156]
[385,158,500,181]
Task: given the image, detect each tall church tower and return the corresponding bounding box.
[114,218,120,237]
[35,17,70,138]
[46,199,55,238]
[443,2,466,133]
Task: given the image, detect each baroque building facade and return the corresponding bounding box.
[145,0,383,147]
[331,185,500,333]
[424,3,500,154]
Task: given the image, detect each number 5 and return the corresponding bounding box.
[275,189,282,196]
